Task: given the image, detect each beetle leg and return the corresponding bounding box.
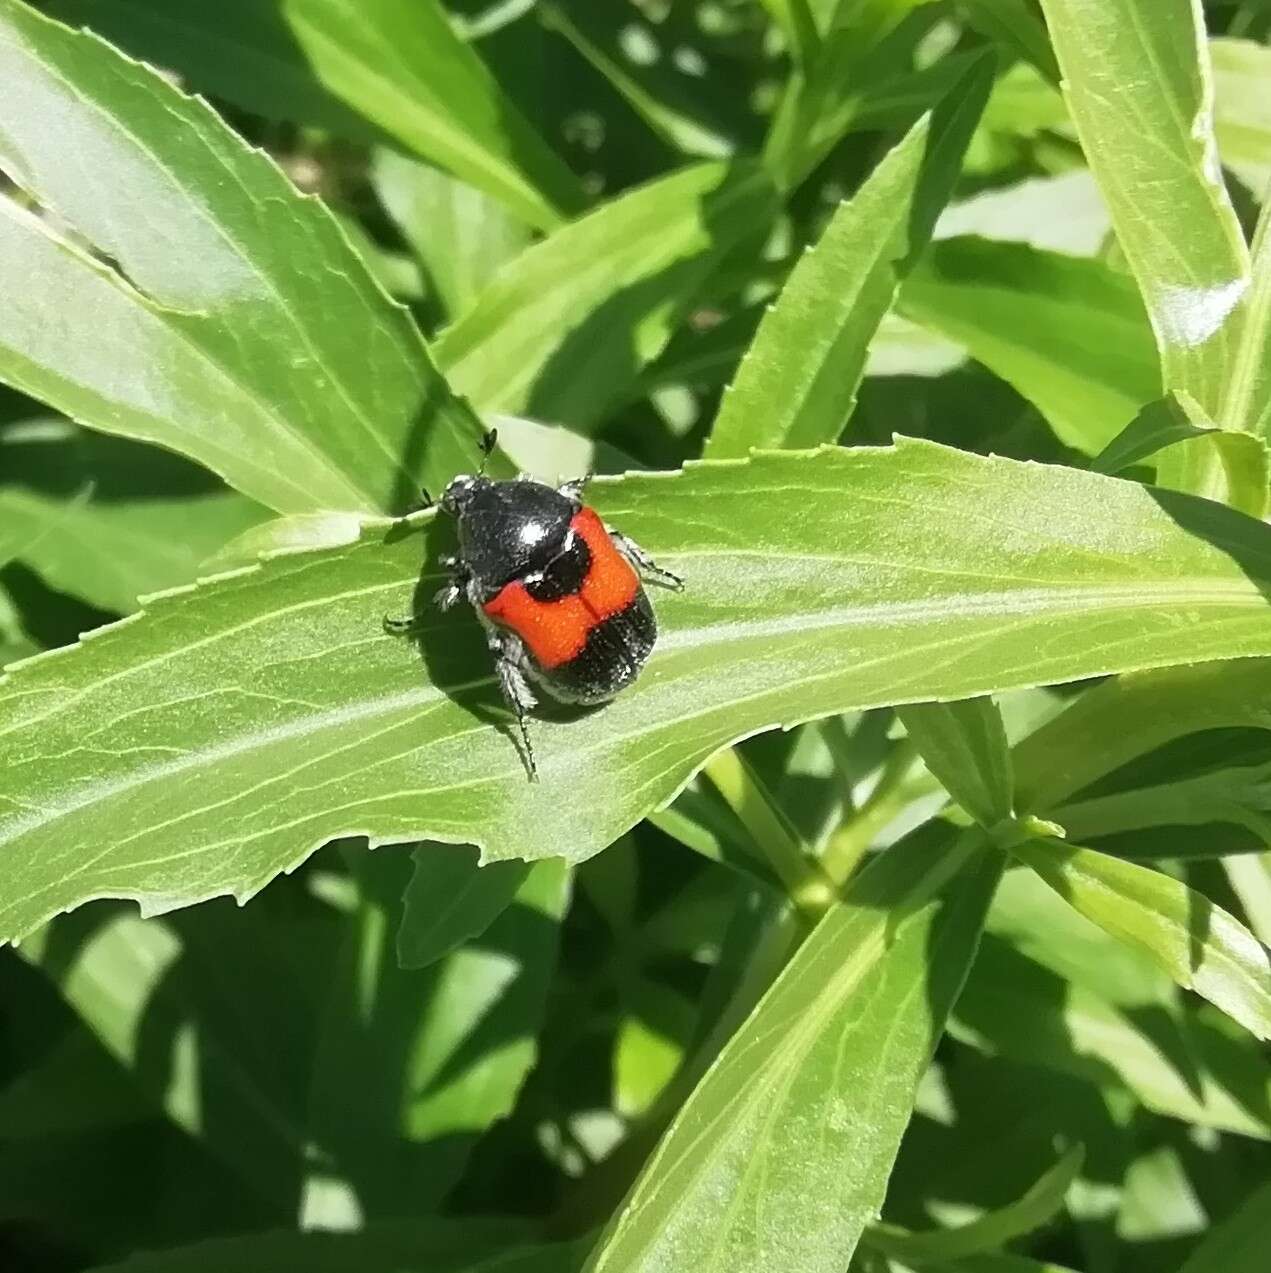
[489,632,539,782]
[612,531,684,591]
[384,612,424,635]
[558,474,591,503]
[433,558,472,611]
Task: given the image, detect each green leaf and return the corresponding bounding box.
[705,57,991,458]
[1052,759,1271,848]
[372,151,532,323]
[954,934,1271,1140]
[0,487,266,615]
[41,0,383,140]
[1222,169,1271,445]
[12,441,1271,938]
[1093,392,1270,518]
[899,238,1161,454]
[17,903,319,1206]
[1037,0,1250,428]
[435,161,778,428]
[1013,659,1271,816]
[583,829,1002,1273]
[281,0,584,230]
[897,697,1014,827]
[1211,37,1271,200]
[864,1144,1082,1262]
[539,3,738,159]
[397,846,531,970]
[1009,840,1271,1041]
[1178,1176,1271,1273]
[81,1220,587,1273]
[759,0,821,64]
[0,0,483,515]
[308,850,568,1212]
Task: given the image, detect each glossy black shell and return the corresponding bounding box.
[446,476,575,594]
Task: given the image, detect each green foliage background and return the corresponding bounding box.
[3,1,1271,1270]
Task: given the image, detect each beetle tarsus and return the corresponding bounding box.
[612,531,683,591]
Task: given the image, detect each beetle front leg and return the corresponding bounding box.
[433,555,472,610]
[612,531,684,590]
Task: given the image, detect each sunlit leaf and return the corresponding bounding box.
[283,0,585,229]
[583,830,1001,1273]
[1009,840,1271,1040]
[10,441,1271,938]
[0,0,482,515]
[706,57,991,457]
[435,161,778,429]
[1038,0,1250,440]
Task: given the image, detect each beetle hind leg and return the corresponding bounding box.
[612,530,684,591]
[490,632,540,782]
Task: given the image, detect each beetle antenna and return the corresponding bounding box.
[403,486,433,516]
[478,428,498,475]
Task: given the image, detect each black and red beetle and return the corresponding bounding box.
[387,432,683,779]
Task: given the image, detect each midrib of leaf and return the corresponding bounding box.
[2,32,416,503]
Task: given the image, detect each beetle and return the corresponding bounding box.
[386,432,683,779]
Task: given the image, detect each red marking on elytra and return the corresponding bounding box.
[482,508,639,668]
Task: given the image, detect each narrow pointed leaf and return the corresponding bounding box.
[12,441,1271,939]
[897,697,1014,827]
[583,830,1001,1273]
[1009,840,1271,1040]
[1221,177,1271,443]
[372,152,532,323]
[435,162,778,428]
[706,57,992,457]
[1093,392,1270,518]
[1038,0,1250,429]
[0,0,482,515]
[281,0,584,230]
[1013,659,1271,815]
[865,1144,1083,1262]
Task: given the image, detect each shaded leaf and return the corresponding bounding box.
[1093,392,1270,518]
[584,830,1002,1273]
[1009,840,1271,1041]
[954,934,1271,1140]
[283,0,584,229]
[372,152,532,323]
[42,0,382,140]
[397,846,531,970]
[11,442,1271,938]
[706,57,991,457]
[82,1220,587,1273]
[1178,1176,1271,1273]
[308,851,568,1212]
[539,3,739,159]
[898,697,1013,827]
[435,161,778,428]
[0,0,482,515]
[865,1144,1082,1262]
[899,237,1160,453]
